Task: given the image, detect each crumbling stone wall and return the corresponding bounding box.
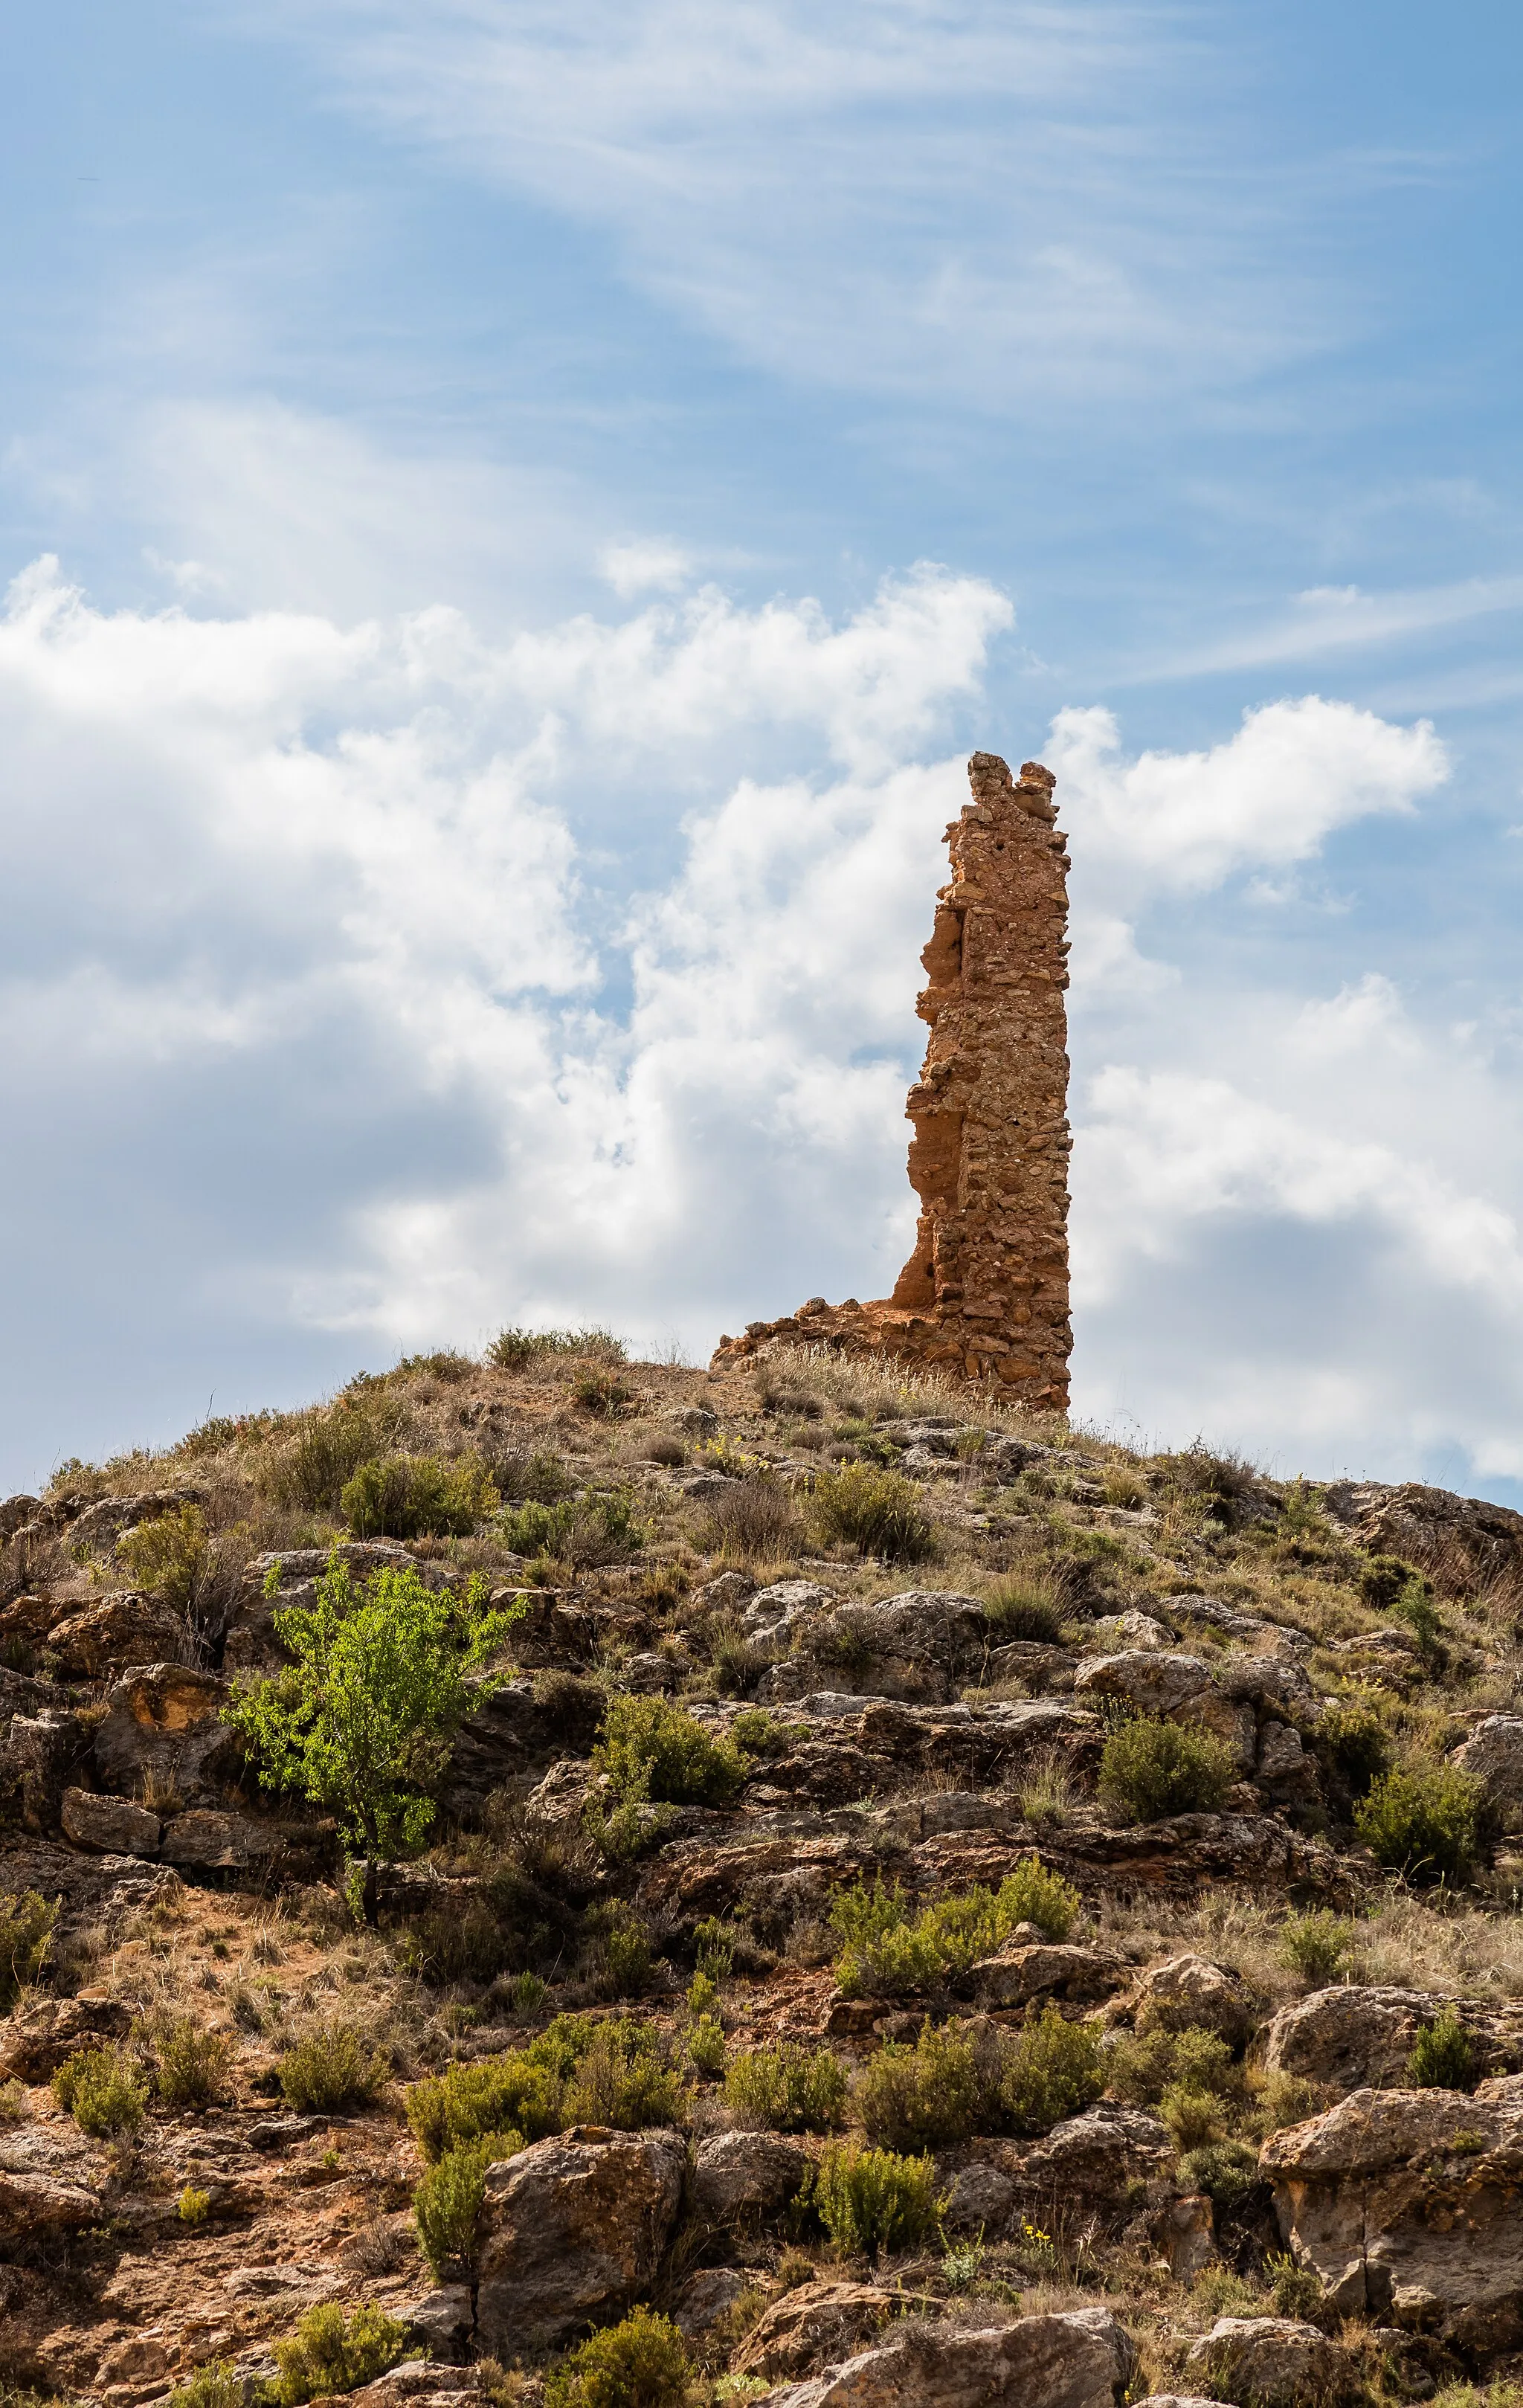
[714,752,1072,1406]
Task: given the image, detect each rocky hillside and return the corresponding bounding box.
[4,1334,1523,2408]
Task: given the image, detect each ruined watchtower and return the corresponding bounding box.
[713,752,1072,1407]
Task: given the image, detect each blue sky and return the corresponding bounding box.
[4,1,1523,1501]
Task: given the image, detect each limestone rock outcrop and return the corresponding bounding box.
[714,753,1072,1403]
[760,2305,1134,2408]
[473,2125,686,2355]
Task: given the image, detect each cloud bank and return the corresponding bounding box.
[1,550,1516,1498]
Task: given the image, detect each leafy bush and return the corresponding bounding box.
[270,2302,410,2407]
[414,2137,498,2276]
[264,1394,405,1511]
[983,1575,1066,1643]
[0,1890,56,2009]
[811,2142,943,2261]
[226,1554,521,1920]
[341,1452,498,1539]
[178,2184,211,2225]
[595,1694,747,1808]
[810,1464,935,1563]
[490,1445,573,1503]
[503,1487,648,1571]
[1266,2252,1326,2320]
[1406,2008,1479,2092]
[831,1862,1078,1996]
[572,1367,635,1417]
[1315,1696,1393,1800]
[1278,1910,1354,1986]
[856,2020,985,2151]
[1097,1716,1235,1823]
[1161,2086,1225,2149]
[686,2014,727,2076]
[724,2042,849,2133]
[1000,2003,1104,2134]
[1177,2137,1261,2215]
[116,1503,213,1618]
[168,2363,242,2408]
[52,2044,147,2137]
[1106,2024,1240,2109]
[407,2016,686,2163]
[278,2023,387,2114]
[1354,1762,1485,1885]
[544,2306,691,2408]
[153,2015,231,2109]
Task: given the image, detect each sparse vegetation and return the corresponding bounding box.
[52,2044,147,2137]
[0,1890,56,2009]
[152,2015,232,2108]
[831,1861,1078,1995]
[277,2022,387,2114]
[1406,2007,1480,2091]
[999,2003,1104,2133]
[809,1463,935,1562]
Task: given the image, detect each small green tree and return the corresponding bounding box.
[225,1556,523,1922]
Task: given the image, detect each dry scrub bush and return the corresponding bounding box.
[341,1452,498,1538]
[53,2044,146,2137]
[811,2142,943,2261]
[810,1464,935,1563]
[1097,1717,1235,1823]
[277,2022,387,2113]
[0,1892,55,2009]
[544,2307,690,2408]
[724,2042,849,2133]
[270,2302,410,2407]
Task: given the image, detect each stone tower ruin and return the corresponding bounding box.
[713,752,1072,1408]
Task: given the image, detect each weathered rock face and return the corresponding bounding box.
[732,2283,898,2385]
[1451,1715,1523,1805]
[1133,1954,1254,2047]
[1182,2317,1353,2408]
[473,2125,686,2354]
[1261,2085,1523,2348]
[91,1662,239,1801]
[1263,1986,1440,2091]
[762,2305,1134,2408]
[759,1591,989,1706]
[691,2129,808,2221]
[47,1591,189,1679]
[712,753,1072,1406]
[1323,1480,1523,1610]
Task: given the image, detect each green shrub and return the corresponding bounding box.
[595,1694,746,1808]
[0,1890,56,2010]
[686,2015,727,2077]
[1000,2004,1104,2134]
[724,2042,849,2133]
[1161,2085,1225,2149]
[154,2016,231,2109]
[1354,1762,1485,1886]
[277,2023,387,2114]
[572,1367,635,1417]
[1278,1910,1354,1986]
[544,2306,690,2408]
[1106,2024,1240,2109]
[1178,2137,1261,2215]
[856,2021,985,2151]
[810,1464,935,1563]
[831,1861,1078,1996]
[1097,1716,1235,1823]
[1266,2252,1326,2320]
[265,1394,405,1511]
[983,1577,1065,1643]
[168,2363,242,2408]
[492,1446,573,1504]
[503,1487,648,1571]
[116,1503,213,1617]
[341,1452,499,1539]
[270,2302,410,2406]
[1315,1696,1393,1799]
[1406,2007,1479,2091]
[406,2017,686,2163]
[592,1908,657,2000]
[178,2184,211,2225]
[414,2137,500,2276]
[52,2044,147,2137]
[811,2142,943,2261]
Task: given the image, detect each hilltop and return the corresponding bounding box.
[2,1331,1523,2408]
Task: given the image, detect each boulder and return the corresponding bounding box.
[941,2158,1018,2235]
[46,1592,188,1679]
[694,1571,756,1614]
[399,2289,474,2365]
[1134,1954,1253,2047]
[1133,2398,1222,2408]
[692,2130,808,2221]
[473,2125,686,2354]
[1451,1716,1523,1804]
[0,1995,133,2083]
[673,2267,749,2336]
[160,1808,273,1868]
[732,2282,898,2383]
[60,1787,161,1856]
[0,1494,40,1544]
[1263,1986,1440,2092]
[91,1663,239,1802]
[763,1592,988,1707]
[1004,2104,1174,2206]
[1073,1652,1211,1719]
[343,2367,474,2408]
[763,2305,1135,2408]
[986,1641,1077,1693]
[1254,1722,1310,1788]
[64,1490,202,1559]
[0,1709,86,1833]
[1183,2319,1349,2408]
[1261,2086,1523,2347]
[972,1943,1127,2009]
[0,2166,101,2246]
[1322,1479,1523,1610]
[744,1581,834,1655]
